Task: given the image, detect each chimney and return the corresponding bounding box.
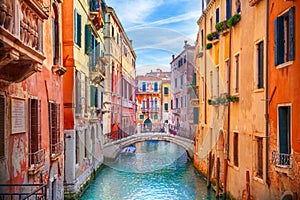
[172,55,175,60]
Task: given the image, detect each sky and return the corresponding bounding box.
[105,0,201,75]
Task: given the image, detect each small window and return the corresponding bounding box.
[257,41,264,88]
[233,132,239,167]
[193,107,199,124]
[142,82,146,91]
[171,99,173,109]
[234,54,239,93]
[256,137,263,178]
[154,115,158,120]
[175,78,177,88]
[216,8,219,24]
[154,82,158,92]
[0,95,5,158]
[164,103,168,111]
[164,87,169,95]
[74,10,82,47]
[226,0,231,20]
[278,106,291,166]
[236,0,241,13]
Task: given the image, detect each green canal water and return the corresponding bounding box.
[80,141,217,200]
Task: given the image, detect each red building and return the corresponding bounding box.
[0,0,65,199]
[268,0,300,199]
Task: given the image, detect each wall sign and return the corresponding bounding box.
[11,98,26,133]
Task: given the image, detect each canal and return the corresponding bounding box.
[80,141,217,200]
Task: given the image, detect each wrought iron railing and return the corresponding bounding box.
[0,183,47,200]
[51,141,63,158]
[272,151,293,168]
[29,148,45,170]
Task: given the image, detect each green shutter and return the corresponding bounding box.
[77,13,82,47]
[289,7,295,61]
[90,85,96,107]
[278,107,290,154]
[74,9,77,44]
[274,16,284,66]
[85,24,92,55]
[193,107,199,124]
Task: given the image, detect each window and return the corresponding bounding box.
[142,82,146,91]
[0,95,4,159]
[180,96,183,108]
[274,7,295,66]
[74,10,82,47]
[216,66,219,97]
[164,103,168,111]
[192,73,196,86]
[85,24,92,55]
[216,8,220,24]
[49,102,61,156]
[164,87,169,95]
[201,29,204,49]
[154,115,158,120]
[226,0,231,20]
[171,100,173,109]
[256,137,263,178]
[176,98,178,108]
[140,115,144,120]
[234,54,239,93]
[76,131,79,164]
[278,106,291,165]
[233,132,239,167]
[90,85,97,107]
[75,71,82,114]
[225,60,230,94]
[154,82,158,92]
[52,4,60,65]
[257,41,264,88]
[201,77,205,102]
[180,75,183,88]
[28,99,43,167]
[236,0,241,13]
[210,71,213,98]
[175,78,177,88]
[210,17,213,32]
[193,107,199,124]
[111,26,114,38]
[84,77,88,114]
[184,55,186,63]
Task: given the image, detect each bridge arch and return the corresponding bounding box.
[103,132,194,161]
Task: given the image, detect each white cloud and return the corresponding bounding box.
[106,0,164,27]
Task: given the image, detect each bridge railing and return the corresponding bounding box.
[169,124,195,140]
[140,122,165,133]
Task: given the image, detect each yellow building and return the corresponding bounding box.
[194,0,269,199]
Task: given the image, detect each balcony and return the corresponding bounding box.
[272,151,293,169]
[90,56,107,86]
[50,141,63,160]
[0,183,47,200]
[28,148,45,174]
[89,0,105,30]
[172,108,181,115]
[0,0,49,84]
[149,108,159,113]
[141,107,148,113]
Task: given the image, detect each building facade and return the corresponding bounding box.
[136,70,171,129]
[62,0,106,198]
[0,0,65,199]
[268,0,300,199]
[103,7,136,141]
[194,0,270,199]
[170,41,197,139]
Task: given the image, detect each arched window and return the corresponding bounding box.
[52,3,60,65]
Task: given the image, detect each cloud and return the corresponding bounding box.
[128,11,199,30]
[106,0,164,27]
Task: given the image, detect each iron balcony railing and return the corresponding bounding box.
[0,183,47,200]
[272,151,293,168]
[29,148,45,170]
[51,141,63,158]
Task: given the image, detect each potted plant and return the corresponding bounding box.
[206,31,219,41]
[215,20,228,32]
[208,99,215,105]
[216,97,227,104]
[206,43,212,50]
[226,95,239,102]
[227,14,241,28]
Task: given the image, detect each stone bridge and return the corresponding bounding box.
[103,132,194,161]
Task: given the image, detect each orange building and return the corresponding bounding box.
[268,0,300,199]
[0,0,65,199]
[136,70,171,129]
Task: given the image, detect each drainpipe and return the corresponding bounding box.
[265,0,271,187]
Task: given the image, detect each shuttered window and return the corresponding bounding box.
[0,95,5,158]
[52,4,60,65]
[278,106,291,155]
[193,107,199,124]
[85,24,92,55]
[74,9,82,47]
[48,102,60,154]
[29,99,41,166]
[233,132,239,167]
[274,7,295,66]
[142,82,146,91]
[216,8,219,24]
[164,103,168,111]
[257,41,264,88]
[75,71,82,114]
[154,82,158,92]
[164,87,169,95]
[226,0,231,20]
[256,137,263,178]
